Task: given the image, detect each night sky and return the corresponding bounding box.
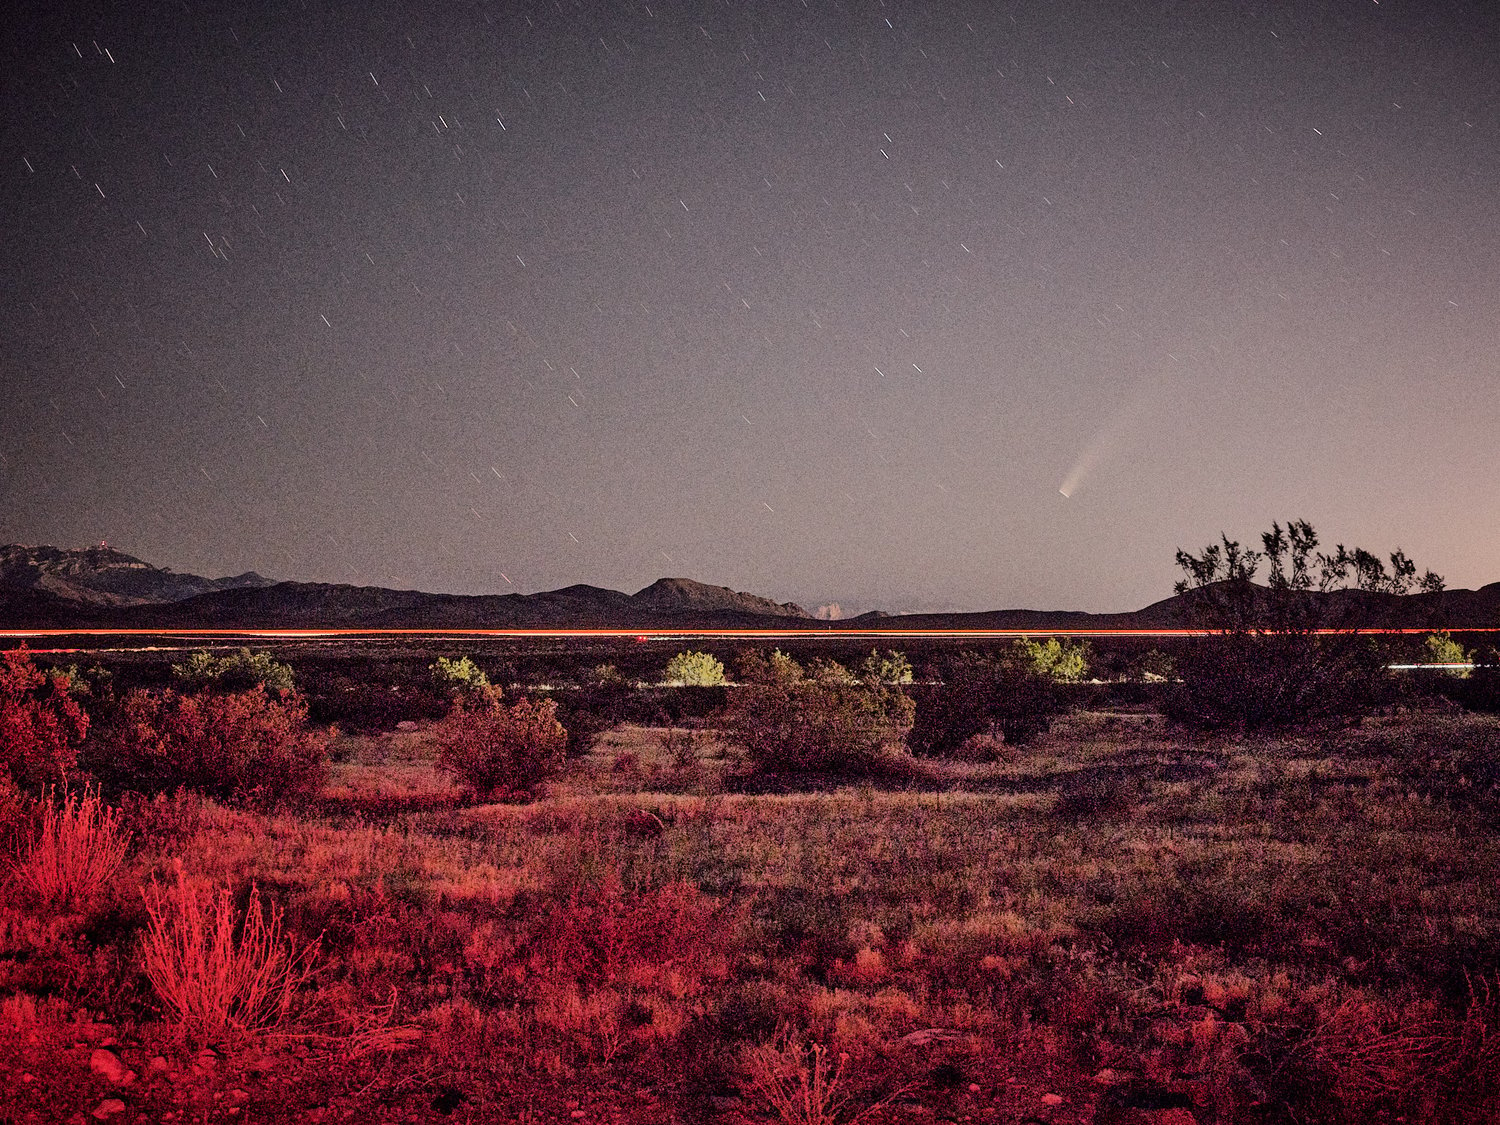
[4,1,1497,615]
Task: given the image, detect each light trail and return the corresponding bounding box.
[2,626,1497,644]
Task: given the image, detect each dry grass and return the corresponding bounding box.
[140,861,321,1040]
[744,1035,916,1125]
[744,1038,852,1125]
[8,704,1500,1122]
[321,726,464,810]
[11,783,130,911]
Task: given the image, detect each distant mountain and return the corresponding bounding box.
[0,544,274,607]
[631,578,807,619]
[870,581,1500,632]
[0,546,811,629]
[1,544,1495,631]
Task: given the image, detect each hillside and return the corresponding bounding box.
[0,544,272,607]
[1,544,1495,631]
[0,546,812,629]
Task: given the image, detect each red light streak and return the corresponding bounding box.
[2,626,1496,644]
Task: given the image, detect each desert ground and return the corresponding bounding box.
[2,639,1498,1124]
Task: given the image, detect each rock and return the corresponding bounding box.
[148,1056,170,1074]
[91,1100,127,1120]
[89,1049,129,1084]
[1094,1068,1125,1086]
[396,720,419,731]
[1041,1093,1065,1106]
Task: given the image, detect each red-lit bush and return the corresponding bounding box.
[0,645,89,790]
[99,686,329,807]
[432,695,567,798]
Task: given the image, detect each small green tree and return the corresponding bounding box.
[1423,632,1471,677]
[590,663,626,686]
[430,655,496,702]
[1013,637,1091,683]
[1136,649,1176,683]
[806,657,857,685]
[664,650,726,687]
[860,649,913,685]
[173,649,295,695]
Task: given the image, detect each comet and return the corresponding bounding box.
[1058,358,1177,497]
[1058,398,1144,499]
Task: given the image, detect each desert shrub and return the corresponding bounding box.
[719,651,914,775]
[116,788,204,852]
[141,863,320,1040]
[0,646,90,790]
[0,772,31,852]
[589,662,626,685]
[1134,648,1176,682]
[1169,520,1443,729]
[11,784,130,912]
[552,679,636,756]
[430,655,496,702]
[1442,657,1500,714]
[1243,979,1500,1124]
[860,648,913,685]
[48,661,113,700]
[736,648,805,686]
[302,663,449,731]
[664,650,726,686]
[742,1037,853,1125]
[1423,632,1472,676]
[530,871,741,1059]
[1013,636,1092,682]
[432,694,567,797]
[646,684,727,724]
[94,686,329,807]
[1165,632,1390,730]
[906,650,1061,756]
[172,648,295,694]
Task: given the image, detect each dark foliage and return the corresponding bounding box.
[551,679,636,756]
[1170,520,1443,730]
[718,651,913,775]
[1164,632,1391,730]
[1436,649,1500,715]
[906,650,1062,756]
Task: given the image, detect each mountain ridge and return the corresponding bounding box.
[0,544,273,607]
[1,544,1496,631]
